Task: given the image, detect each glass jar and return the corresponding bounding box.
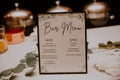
[0,25,8,53]
[3,3,35,36]
[5,27,25,44]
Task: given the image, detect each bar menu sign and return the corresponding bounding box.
[38,12,87,74]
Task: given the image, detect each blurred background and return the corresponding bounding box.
[0,0,120,28]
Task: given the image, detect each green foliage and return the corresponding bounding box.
[25,67,36,77]
[25,52,37,67]
[0,69,13,77]
[0,51,38,80]
[13,63,26,73]
[98,41,120,49]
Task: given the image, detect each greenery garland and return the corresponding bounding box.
[0,51,38,80]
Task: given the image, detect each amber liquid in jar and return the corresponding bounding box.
[5,27,25,44]
[0,26,8,54]
[0,39,8,53]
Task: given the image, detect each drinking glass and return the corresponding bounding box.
[0,25,8,54]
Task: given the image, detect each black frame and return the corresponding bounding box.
[37,12,87,74]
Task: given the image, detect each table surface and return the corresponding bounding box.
[0,25,120,80]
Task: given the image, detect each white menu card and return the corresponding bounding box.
[38,12,87,74]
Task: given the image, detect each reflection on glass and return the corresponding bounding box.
[47,0,72,13]
[84,0,111,27]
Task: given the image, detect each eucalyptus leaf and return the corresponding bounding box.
[9,75,18,80]
[98,43,106,47]
[25,52,37,67]
[107,41,113,47]
[87,49,93,54]
[32,53,38,57]
[20,59,26,63]
[0,69,13,76]
[26,57,37,67]
[114,41,120,47]
[25,52,36,58]
[107,41,113,45]
[13,63,26,73]
[25,67,36,77]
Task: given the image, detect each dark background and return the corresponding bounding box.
[0,0,120,27]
